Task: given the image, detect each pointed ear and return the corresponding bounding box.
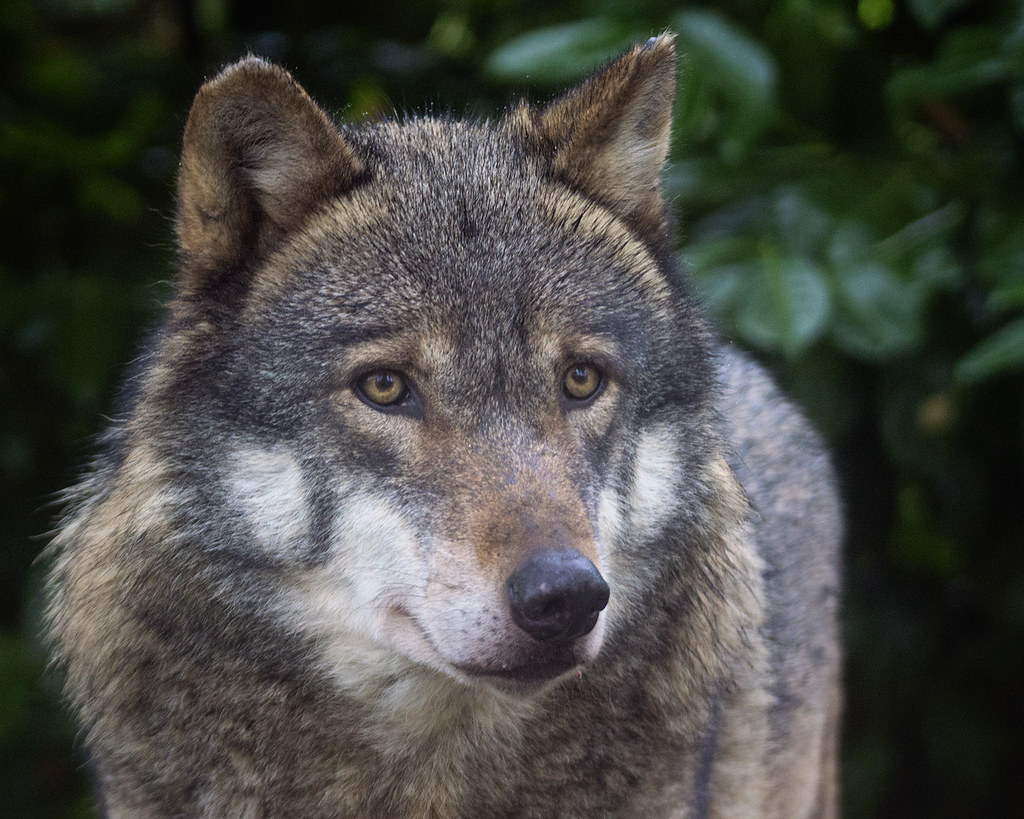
[175,57,363,308]
[520,35,677,242]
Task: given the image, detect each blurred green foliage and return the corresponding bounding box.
[2,0,1022,816]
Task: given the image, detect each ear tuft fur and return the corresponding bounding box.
[175,57,363,311]
[518,34,677,243]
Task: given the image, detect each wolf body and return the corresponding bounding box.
[48,36,841,817]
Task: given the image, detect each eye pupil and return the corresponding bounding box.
[359,370,406,406]
[563,363,602,402]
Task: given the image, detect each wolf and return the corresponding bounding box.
[47,34,841,817]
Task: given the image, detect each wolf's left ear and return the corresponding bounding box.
[519,34,677,243]
[175,57,363,311]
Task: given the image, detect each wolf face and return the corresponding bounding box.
[140,37,715,698]
[48,34,841,818]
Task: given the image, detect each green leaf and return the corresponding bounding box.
[875,202,964,265]
[682,235,759,270]
[772,186,833,256]
[483,19,639,84]
[991,282,1024,312]
[911,245,962,290]
[827,221,876,269]
[887,27,1007,108]
[832,263,924,360]
[889,55,1008,101]
[907,0,972,30]
[735,254,831,355]
[673,10,775,103]
[672,9,778,154]
[976,213,1024,310]
[689,261,755,317]
[858,0,895,31]
[954,318,1024,385]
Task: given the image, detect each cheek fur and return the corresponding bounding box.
[280,486,427,635]
[229,448,310,558]
[626,424,683,538]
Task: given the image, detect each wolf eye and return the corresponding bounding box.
[563,363,603,403]
[356,370,409,408]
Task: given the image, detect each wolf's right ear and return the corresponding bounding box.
[175,58,362,311]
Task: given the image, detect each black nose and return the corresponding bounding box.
[506,549,610,642]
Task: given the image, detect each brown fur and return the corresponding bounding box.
[48,35,841,817]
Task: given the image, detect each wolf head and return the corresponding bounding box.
[57,36,725,707]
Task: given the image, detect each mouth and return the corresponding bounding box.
[455,655,582,695]
[382,605,594,696]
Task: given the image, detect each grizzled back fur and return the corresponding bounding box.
[48,35,841,818]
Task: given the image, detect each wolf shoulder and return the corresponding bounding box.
[714,343,842,653]
[715,344,842,564]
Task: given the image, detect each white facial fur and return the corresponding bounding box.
[627,425,682,537]
[229,448,309,557]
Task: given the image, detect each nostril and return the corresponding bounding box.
[533,587,563,620]
[506,549,610,643]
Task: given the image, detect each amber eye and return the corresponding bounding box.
[357,370,408,407]
[563,363,603,402]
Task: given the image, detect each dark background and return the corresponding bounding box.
[2,0,1022,815]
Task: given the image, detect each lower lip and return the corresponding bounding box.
[460,658,580,694]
